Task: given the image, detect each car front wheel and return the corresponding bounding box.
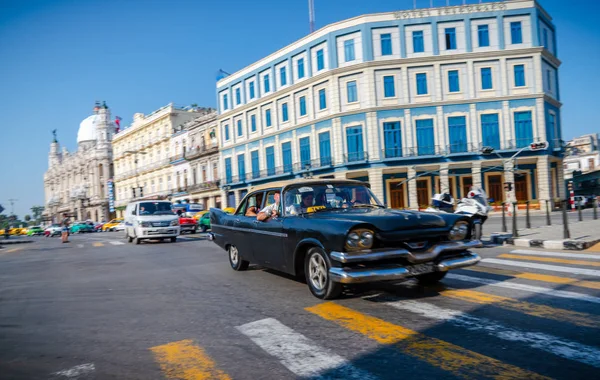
[305,247,342,300]
[228,245,249,271]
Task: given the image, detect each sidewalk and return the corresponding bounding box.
[0,237,34,247]
[487,219,600,250]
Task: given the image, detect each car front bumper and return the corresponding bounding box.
[137,226,180,238]
[180,224,197,231]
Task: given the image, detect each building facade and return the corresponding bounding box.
[112,104,208,217]
[564,133,599,180]
[43,102,115,222]
[216,0,564,209]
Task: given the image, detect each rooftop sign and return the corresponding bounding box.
[394,2,508,19]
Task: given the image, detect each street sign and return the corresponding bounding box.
[107,179,115,212]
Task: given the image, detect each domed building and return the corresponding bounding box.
[43,101,116,223]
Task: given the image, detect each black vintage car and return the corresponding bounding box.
[208,179,481,299]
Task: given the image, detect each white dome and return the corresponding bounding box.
[77,114,99,143]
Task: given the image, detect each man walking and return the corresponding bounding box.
[61,213,70,243]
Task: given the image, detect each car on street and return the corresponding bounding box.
[198,212,211,232]
[70,222,95,234]
[26,226,45,236]
[177,213,198,234]
[124,200,180,244]
[209,179,481,299]
[102,218,123,232]
[44,224,62,237]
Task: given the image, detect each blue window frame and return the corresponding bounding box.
[445,27,456,50]
[481,67,493,90]
[224,124,230,141]
[318,89,326,110]
[299,96,307,116]
[225,157,232,183]
[266,146,275,176]
[318,131,331,166]
[416,73,428,95]
[546,69,552,91]
[346,126,364,162]
[510,21,522,44]
[281,103,289,122]
[237,154,245,181]
[237,120,243,136]
[235,88,241,105]
[344,39,355,62]
[347,81,357,103]
[416,119,435,156]
[546,112,556,143]
[543,28,548,49]
[249,82,255,99]
[281,142,292,172]
[383,121,402,158]
[481,113,500,150]
[297,58,305,79]
[280,66,287,86]
[448,70,460,92]
[263,74,270,92]
[223,94,228,110]
[265,109,272,127]
[316,49,324,71]
[250,114,257,132]
[448,116,467,153]
[383,76,395,97]
[299,137,311,168]
[478,25,490,47]
[514,64,525,87]
[380,33,392,55]
[514,111,533,148]
[251,150,260,179]
[412,30,424,53]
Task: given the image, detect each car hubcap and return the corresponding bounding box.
[309,254,328,291]
[230,246,239,265]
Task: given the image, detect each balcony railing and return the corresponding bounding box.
[187,181,220,193]
[343,152,369,164]
[170,153,186,163]
[185,144,219,160]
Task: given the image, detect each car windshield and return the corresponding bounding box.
[138,202,175,215]
[283,183,383,216]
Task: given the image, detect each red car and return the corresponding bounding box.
[178,214,197,234]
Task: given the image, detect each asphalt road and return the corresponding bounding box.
[1,231,599,379]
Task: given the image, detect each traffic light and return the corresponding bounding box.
[132,187,136,198]
[530,141,549,151]
[139,187,144,198]
[504,182,513,191]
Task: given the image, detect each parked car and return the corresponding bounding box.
[70,222,94,234]
[94,222,104,232]
[124,200,180,244]
[113,221,125,232]
[102,218,123,232]
[198,213,211,232]
[178,214,197,234]
[208,179,481,299]
[44,224,62,237]
[26,226,45,236]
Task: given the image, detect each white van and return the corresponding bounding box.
[124,200,180,244]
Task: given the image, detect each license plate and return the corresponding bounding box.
[408,263,436,275]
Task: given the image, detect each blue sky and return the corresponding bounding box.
[0,0,598,218]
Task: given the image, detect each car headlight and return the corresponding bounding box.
[140,221,151,227]
[448,221,469,241]
[170,220,179,226]
[345,228,374,251]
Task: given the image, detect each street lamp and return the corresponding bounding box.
[125,150,147,199]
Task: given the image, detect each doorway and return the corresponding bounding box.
[390,182,405,209]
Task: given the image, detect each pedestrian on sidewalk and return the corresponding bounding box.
[61,213,70,243]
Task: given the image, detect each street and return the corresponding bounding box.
[1,232,599,379]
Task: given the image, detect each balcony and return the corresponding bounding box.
[185,143,219,160]
[187,180,220,193]
[170,152,186,163]
[343,152,369,165]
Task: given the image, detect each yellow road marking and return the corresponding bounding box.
[150,339,231,380]
[498,253,600,267]
[466,265,600,290]
[1,247,21,254]
[306,302,549,380]
[92,242,104,247]
[586,243,600,252]
[437,287,600,329]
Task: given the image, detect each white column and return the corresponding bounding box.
[469,103,478,150]
[502,100,512,148]
[291,130,299,166]
[533,54,543,94]
[433,63,442,102]
[436,106,445,154]
[404,109,413,155]
[440,163,450,194]
[556,159,566,199]
[366,111,379,161]
[536,155,552,203]
[504,160,516,203]
[472,161,482,189]
[408,167,418,209]
[368,168,384,203]
[535,97,546,143]
[499,57,508,97]
[332,118,343,165]
[466,60,475,99]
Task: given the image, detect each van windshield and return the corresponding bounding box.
[138,202,175,215]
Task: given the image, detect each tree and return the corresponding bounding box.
[24,215,31,222]
[30,205,44,223]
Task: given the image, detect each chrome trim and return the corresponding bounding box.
[436,253,481,271]
[212,224,288,238]
[330,239,482,264]
[207,232,215,241]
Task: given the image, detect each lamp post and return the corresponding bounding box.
[125,150,147,199]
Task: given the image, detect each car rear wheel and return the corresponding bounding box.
[201,225,207,233]
[416,271,447,285]
[305,247,342,300]
[228,245,249,271]
[170,237,177,243]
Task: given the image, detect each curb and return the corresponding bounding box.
[0,239,34,247]
[489,233,600,251]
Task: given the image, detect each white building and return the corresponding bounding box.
[564,133,600,179]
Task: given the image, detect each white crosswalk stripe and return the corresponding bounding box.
[109,241,125,245]
[510,249,600,260]
[481,258,600,277]
[236,318,376,379]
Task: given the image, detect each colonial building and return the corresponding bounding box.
[43,102,115,222]
[564,134,599,180]
[215,0,564,209]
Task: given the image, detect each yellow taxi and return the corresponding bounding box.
[102,218,123,232]
[193,210,209,221]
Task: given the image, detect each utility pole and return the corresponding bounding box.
[8,199,18,215]
[308,0,315,33]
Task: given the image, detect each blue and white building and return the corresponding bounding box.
[216,0,564,209]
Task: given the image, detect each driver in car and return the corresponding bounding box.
[257,192,280,221]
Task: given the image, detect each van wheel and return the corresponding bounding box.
[134,237,141,245]
[170,237,177,243]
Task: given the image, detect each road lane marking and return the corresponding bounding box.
[483,258,600,277]
[509,249,600,260]
[306,302,548,380]
[150,339,230,380]
[92,242,104,247]
[236,318,374,379]
[3,248,21,253]
[447,273,600,303]
[77,244,84,248]
[465,266,600,290]
[383,300,600,368]
[586,243,600,252]
[52,363,95,378]
[109,241,125,245]
[499,254,600,267]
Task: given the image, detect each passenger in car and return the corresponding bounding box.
[257,192,280,221]
[245,198,258,217]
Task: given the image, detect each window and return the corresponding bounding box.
[383,75,395,97]
[448,116,467,153]
[481,67,493,90]
[281,142,292,172]
[344,39,355,62]
[264,74,270,93]
[383,121,402,158]
[251,151,260,179]
[224,124,230,141]
[235,88,241,105]
[445,28,456,50]
[318,89,327,110]
[297,58,305,79]
[481,113,500,150]
[510,21,522,44]
[280,66,287,86]
[413,30,424,53]
[299,137,311,167]
[543,28,548,49]
[316,49,324,71]
[448,70,460,92]
[416,73,428,95]
[347,81,357,103]
[265,109,272,127]
[380,33,392,55]
[514,111,533,148]
[266,146,275,176]
[223,94,229,110]
[237,154,245,181]
[281,103,289,122]
[416,119,435,155]
[249,82,255,99]
[514,64,525,87]
[250,114,257,132]
[478,25,490,47]
[237,120,243,136]
[346,126,364,161]
[225,157,232,183]
[299,96,307,116]
[318,131,331,166]
[546,69,552,91]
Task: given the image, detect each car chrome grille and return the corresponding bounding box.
[152,222,170,227]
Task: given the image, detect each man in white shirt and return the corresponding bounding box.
[257,192,280,221]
